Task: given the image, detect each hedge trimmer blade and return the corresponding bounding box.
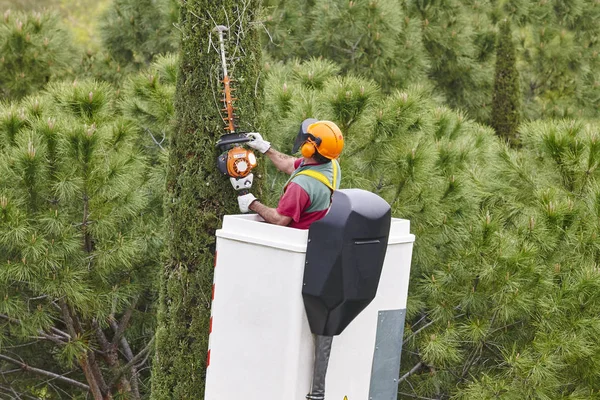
[212,24,256,194]
[214,25,238,134]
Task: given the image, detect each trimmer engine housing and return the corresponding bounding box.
[216,133,257,193]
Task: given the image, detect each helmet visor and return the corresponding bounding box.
[293,118,319,153]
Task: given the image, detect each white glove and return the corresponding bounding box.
[238,193,257,214]
[246,132,271,154]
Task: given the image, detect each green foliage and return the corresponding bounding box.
[514,0,600,119]
[263,0,600,121]
[261,0,311,61]
[260,58,600,399]
[130,52,600,397]
[0,0,113,48]
[96,0,600,398]
[443,119,600,399]
[75,48,137,87]
[407,0,496,122]
[4,0,600,397]
[120,54,178,150]
[0,10,75,101]
[491,19,521,145]
[99,0,179,68]
[262,0,429,91]
[0,80,163,398]
[150,1,263,397]
[306,0,403,87]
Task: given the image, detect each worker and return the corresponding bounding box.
[237,119,344,229]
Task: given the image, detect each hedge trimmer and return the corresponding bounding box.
[213,25,257,194]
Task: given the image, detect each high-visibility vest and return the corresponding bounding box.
[285,159,340,192]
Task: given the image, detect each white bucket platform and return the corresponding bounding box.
[205,214,415,400]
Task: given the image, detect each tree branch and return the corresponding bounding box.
[108,336,155,389]
[0,368,22,375]
[0,313,19,324]
[68,307,109,396]
[60,300,105,400]
[145,128,166,150]
[0,383,42,400]
[0,314,68,346]
[109,320,140,399]
[93,319,134,396]
[92,320,112,356]
[404,311,466,344]
[31,334,67,347]
[398,361,424,384]
[58,302,78,339]
[405,319,436,342]
[0,354,90,391]
[111,297,138,348]
[135,348,152,370]
[50,327,71,340]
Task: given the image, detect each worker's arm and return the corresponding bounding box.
[246,132,298,175]
[264,148,297,175]
[249,200,292,226]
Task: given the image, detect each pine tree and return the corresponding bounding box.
[509,0,600,119]
[261,0,311,61]
[120,53,178,153]
[99,0,179,68]
[491,19,521,145]
[262,0,429,91]
[93,47,600,398]
[261,0,600,121]
[572,0,600,118]
[305,0,402,87]
[76,48,136,87]
[260,59,600,399]
[150,1,263,397]
[450,120,600,399]
[406,0,496,122]
[0,10,75,101]
[0,80,162,398]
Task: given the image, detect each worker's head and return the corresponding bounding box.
[293,119,344,162]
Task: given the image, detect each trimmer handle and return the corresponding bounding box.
[216,133,251,151]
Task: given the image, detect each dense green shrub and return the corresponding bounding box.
[99,0,179,68]
[491,19,521,145]
[263,0,600,122]
[0,10,75,100]
[262,0,429,91]
[75,48,137,87]
[63,40,600,398]
[150,1,263,397]
[0,80,163,398]
[260,59,600,399]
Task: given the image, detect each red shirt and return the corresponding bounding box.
[276,159,329,229]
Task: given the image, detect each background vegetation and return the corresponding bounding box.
[0,0,111,46]
[1,0,599,399]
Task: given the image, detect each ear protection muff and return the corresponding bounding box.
[300,134,322,158]
[300,140,316,158]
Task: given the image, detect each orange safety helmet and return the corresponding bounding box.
[293,119,344,160]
